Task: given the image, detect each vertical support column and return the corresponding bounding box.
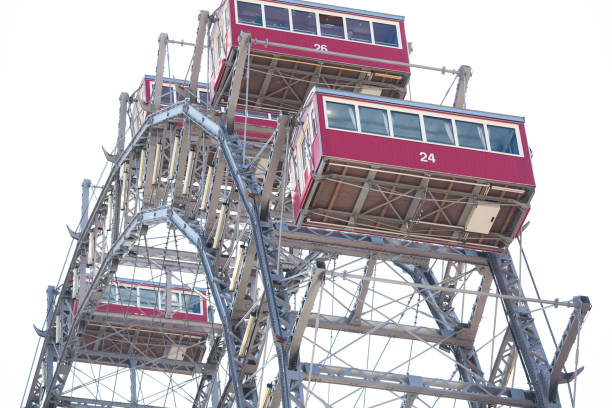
[453,65,472,109]
[189,11,209,100]
[44,286,55,392]
[78,179,91,304]
[153,33,168,112]
[226,32,251,134]
[112,93,128,244]
[209,305,221,408]
[165,267,173,318]
[117,92,128,157]
[130,360,138,404]
[487,252,560,408]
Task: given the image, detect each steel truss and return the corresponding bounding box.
[23,10,590,408]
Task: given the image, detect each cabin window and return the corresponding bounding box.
[456,120,487,150]
[300,140,308,173]
[118,286,138,307]
[326,102,357,131]
[237,109,269,119]
[319,14,344,38]
[488,125,519,155]
[139,288,159,309]
[373,22,398,47]
[292,10,317,34]
[310,111,317,143]
[237,1,263,26]
[176,87,187,102]
[160,292,183,311]
[424,116,455,145]
[198,90,208,105]
[391,111,421,140]
[347,18,371,43]
[161,86,174,105]
[265,5,290,30]
[184,294,202,314]
[152,84,174,105]
[291,156,300,196]
[101,285,117,303]
[359,106,389,136]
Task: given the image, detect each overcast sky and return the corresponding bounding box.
[1,0,611,406]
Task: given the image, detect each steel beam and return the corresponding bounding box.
[78,179,91,304]
[189,11,209,101]
[59,396,164,408]
[300,363,535,407]
[75,349,218,376]
[453,65,472,109]
[43,286,55,392]
[487,252,560,408]
[489,327,518,388]
[260,115,289,220]
[226,32,251,134]
[288,263,326,367]
[347,257,376,324]
[274,223,484,265]
[548,296,590,400]
[152,33,168,112]
[306,313,474,347]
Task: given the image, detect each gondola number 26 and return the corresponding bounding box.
[419,152,437,163]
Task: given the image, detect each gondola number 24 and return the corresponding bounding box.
[419,152,437,163]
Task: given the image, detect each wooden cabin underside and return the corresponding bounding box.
[299,158,534,252]
[213,48,409,113]
[76,311,220,375]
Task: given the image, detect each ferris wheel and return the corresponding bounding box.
[22,2,589,408]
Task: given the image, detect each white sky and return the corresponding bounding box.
[1,0,611,406]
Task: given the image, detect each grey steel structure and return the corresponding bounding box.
[22,6,589,408]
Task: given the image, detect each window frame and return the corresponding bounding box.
[233,0,401,49]
[149,82,176,106]
[318,13,345,39]
[236,1,264,26]
[322,96,524,157]
[263,4,291,31]
[372,21,400,47]
[346,17,373,44]
[99,280,205,316]
[455,119,488,151]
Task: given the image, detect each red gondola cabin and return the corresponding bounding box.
[131,75,209,133]
[209,0,411,112]
[76,278,212,375]
[289,88,535,252]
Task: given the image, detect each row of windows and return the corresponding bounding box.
[101,285,203,315]
[237,1,399,47]
[235,108,279,121]
[325,101,521,155]
[150,84,208,106]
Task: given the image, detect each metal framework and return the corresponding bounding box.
[22,7,589,408]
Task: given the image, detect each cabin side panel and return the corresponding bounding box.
[315,94,535,187]
[230,0,409,73]
[210,0,235,102]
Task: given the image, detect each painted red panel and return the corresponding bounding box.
[313,93,535,187]
[227,1,410,74]
[291,95,323,219]
[320,129,533,186]
[95,303,208,324]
